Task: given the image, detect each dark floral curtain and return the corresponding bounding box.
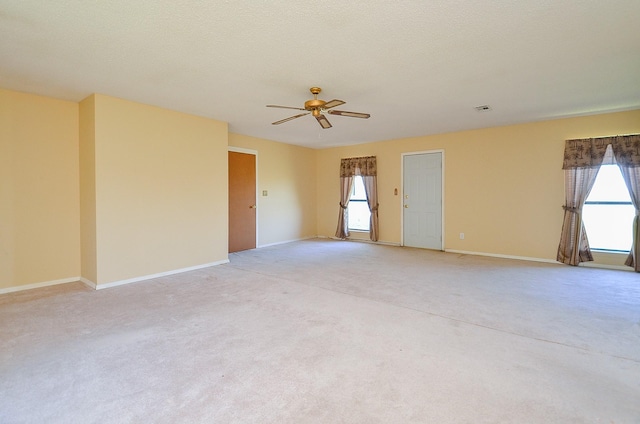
[562,137,610,169]
[558,134,640,272]
[339,156,378,177]
[335,156,379,241]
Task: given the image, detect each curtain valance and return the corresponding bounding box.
[340,156,377,177]
[562,134,640,169]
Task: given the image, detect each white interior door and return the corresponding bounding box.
[403,152,443,249]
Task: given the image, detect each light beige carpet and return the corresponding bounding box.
[1,239,639,423]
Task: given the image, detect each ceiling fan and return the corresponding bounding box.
[267,87,370,129]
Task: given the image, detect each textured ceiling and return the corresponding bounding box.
[2,1,639,149]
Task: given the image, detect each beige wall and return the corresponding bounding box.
[0,89,80,290]
[229,133,317,246]
[2,85,638,292]
[86,94,229,285]
[316,110,640,266]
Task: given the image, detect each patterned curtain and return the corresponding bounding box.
[362,175,379,241]
[611,135,640,272]
[558,135,640,271]
[339,156,378,178]
[335,156,379,241]
[556,165,600,265]
[335,176,354,239]
[562,137,610,169]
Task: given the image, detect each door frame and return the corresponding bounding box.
[400,150,445,249]
[228,146,259,248]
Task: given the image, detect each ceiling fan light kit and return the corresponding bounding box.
[267,87,370,129]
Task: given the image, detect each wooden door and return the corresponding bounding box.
[228,151,256,253]
[403,152,443,250]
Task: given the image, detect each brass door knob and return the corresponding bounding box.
[404,204,409,208]
[249,205,257,209]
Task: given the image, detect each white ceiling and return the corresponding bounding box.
[2,1,639,149]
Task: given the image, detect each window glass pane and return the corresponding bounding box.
[348,201,370,231]
[587,165,631,202]
[351,176,367,200]
[348,177,370,231]
[583,164,633,252]
[582,203,634,251]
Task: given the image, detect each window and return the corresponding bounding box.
[348,176,370,231]
[582,164,634,252]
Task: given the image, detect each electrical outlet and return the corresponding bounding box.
[460,232,465,240]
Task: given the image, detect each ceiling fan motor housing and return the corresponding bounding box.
[306,99,325,115]
[305,87,326,114]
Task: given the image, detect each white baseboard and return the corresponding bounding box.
[347,238,401,247]
[0,276,81,295]
[578,262,634,272]
[95,259,230,290]
[0,260,232,294]
[320,235,401,247]
[80,277,97,290]
[444,249,559,264]
[445,248,634,271]
[258,236,316,248]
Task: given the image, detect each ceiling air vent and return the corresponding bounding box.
[474,105,492,112]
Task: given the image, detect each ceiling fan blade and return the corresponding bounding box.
[272,113,309,125]
[322,99,346,109]
[327,110,371,119]
[267,105,306,111]
[315,114,332,129]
